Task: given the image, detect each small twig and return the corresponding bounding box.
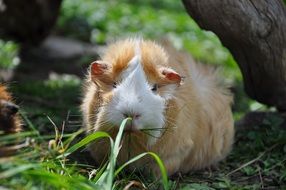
[47,116,59,140]
[258,169,264,189]
[57,120,66,150]
[123,180,146,190]
[140,131,161,139]
[0,140,30,157]
[226,143,279,176]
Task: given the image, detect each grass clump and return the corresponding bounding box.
[2,110,285,189]
[0,117,170,190]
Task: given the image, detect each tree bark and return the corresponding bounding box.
[0,0,62,45]
[182,0,286,111]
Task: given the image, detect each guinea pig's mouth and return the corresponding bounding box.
[123,121,139,133]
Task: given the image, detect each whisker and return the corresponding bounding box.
[140,128,165,131]
[67,121,82,124]
[85,118,114,133]
[164,120,179,132]
[141,131,161,139]
[164,118,178,127]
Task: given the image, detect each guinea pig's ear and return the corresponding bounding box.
[160,67,182,85]
[90,61,112,84]
[90,61,108,76]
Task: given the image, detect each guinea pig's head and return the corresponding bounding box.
[90,39,182,145]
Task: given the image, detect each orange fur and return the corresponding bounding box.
[81,39,234,175]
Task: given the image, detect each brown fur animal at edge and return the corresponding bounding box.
[0,84,22,157]
[81,38,234,176]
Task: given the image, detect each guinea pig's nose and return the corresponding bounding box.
[123,112,141,119]
[3,101,19,116]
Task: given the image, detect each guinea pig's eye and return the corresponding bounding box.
[112,82,117,88]
[151,84,158,92]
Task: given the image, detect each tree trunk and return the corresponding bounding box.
[182,0,286,111]
[0,0,62,45]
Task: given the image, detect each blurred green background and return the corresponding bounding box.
[0,0,257,124]
[57,0,238,75]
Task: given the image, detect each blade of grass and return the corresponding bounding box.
[113,118,131,157]
[37,133,74,140]
[63,129,84,149]
[0,131,38,141]
[114,153,147,176]
[0,163,39,179]
[57,131,111,158]
[114,152,169,190]
[147,152,169,190]
[19,111,39,135]
[93,162,108,182]
[97,118,130,190]
[109,118,130,189]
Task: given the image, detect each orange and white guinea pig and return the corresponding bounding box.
[81,38,234,175]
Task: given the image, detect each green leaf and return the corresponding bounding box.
[93,162,108,183]
[97,118,130,190]
[114,152,169,190]
[57,131,111,158]
[0,131,38,142]
[114,153,147,176]
[147,152,169,190]
[63,128,84,148]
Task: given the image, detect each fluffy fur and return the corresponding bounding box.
[81,38,234,175]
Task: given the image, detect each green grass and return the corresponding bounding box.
[1,109,286,189]
[0,118,170,190]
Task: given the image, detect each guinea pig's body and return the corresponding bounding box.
[81,38,234,175]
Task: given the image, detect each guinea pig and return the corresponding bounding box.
[0,84,22,157]
[0,84,20,134]
[81,38,234,175]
